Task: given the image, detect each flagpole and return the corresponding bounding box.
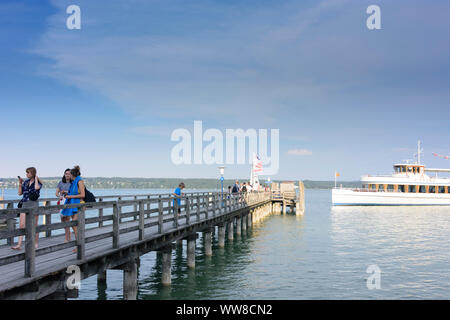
[334,171,337,188]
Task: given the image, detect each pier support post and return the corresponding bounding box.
[203,229,213,256]
[187,235,196,269]
[218,224,225,248]
[227,219,234,241]
[97,271,107,286]
[236,217,241,235]
[242,215,247,232]
[248,212,252,228]
[123,260,138,300]
[161,246,172,286]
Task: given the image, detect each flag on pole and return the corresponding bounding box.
[253,153,263,173]
[433,152,449,160]
[334,171,340,188]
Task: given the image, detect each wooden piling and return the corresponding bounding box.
[123,260,138,300]
[187,235,196,269]
[227,219,234,241]
[242,214,247,232]
[161,246,172,286]
[97,271,107,286]
[204,229,212,256]
[236,217,241,235]
[218,224,225,248]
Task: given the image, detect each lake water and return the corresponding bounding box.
[1,188,449,299]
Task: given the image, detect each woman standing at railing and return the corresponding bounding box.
[57,169,72,242]
[61,166,85,252]
[11,167,42,250]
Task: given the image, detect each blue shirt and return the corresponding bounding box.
[173,187,181,207]
[22,179,42,202]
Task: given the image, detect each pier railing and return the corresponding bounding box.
[0,191,271,278]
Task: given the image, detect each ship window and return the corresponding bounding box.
[439,186,445,193]
[429,186,435,193]
[409,185,416,193]
[419,186,426,193]
[388,185,394,191]
[399,185,405,192]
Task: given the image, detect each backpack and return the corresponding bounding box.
[84,187,96,203]
[242,186,247,192]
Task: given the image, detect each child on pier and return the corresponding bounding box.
[172,182,185,216]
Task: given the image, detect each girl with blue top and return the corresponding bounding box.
[61,166,85,251]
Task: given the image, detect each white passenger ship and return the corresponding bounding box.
[332,142,450,206]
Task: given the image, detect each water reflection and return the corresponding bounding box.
[330,205,450,299]
[97,280,107,300]
[76,190,449,300]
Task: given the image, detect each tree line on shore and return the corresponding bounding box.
[0,177,359,190]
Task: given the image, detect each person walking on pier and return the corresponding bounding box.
[56,169,72,242]
[231,181,240,194]
[172,182,185,216]
[11,167,42,250]
[61,166,85,251]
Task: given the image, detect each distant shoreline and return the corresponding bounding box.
[0,177,360,190]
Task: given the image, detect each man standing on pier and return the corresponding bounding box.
[231,181,240,194]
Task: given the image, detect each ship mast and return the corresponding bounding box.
[416,140,423,165]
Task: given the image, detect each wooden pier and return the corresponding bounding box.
[271,181,305,214]
[0,184,304,300]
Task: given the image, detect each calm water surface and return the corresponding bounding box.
[2,189,449,299]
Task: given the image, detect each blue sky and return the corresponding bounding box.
[1,0,449,180]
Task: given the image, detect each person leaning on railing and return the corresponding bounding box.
[11,167,42,250]
[172,182,185,216]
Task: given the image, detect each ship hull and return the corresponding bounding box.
[332,188,450,206]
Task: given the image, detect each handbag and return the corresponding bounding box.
[29,190,40,201]
[17,199,23,208]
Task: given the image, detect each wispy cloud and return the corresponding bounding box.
[30,0,373,128]
[287,149,313,156]
[129,125,174,137]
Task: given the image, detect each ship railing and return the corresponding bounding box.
[333,187,398,193]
